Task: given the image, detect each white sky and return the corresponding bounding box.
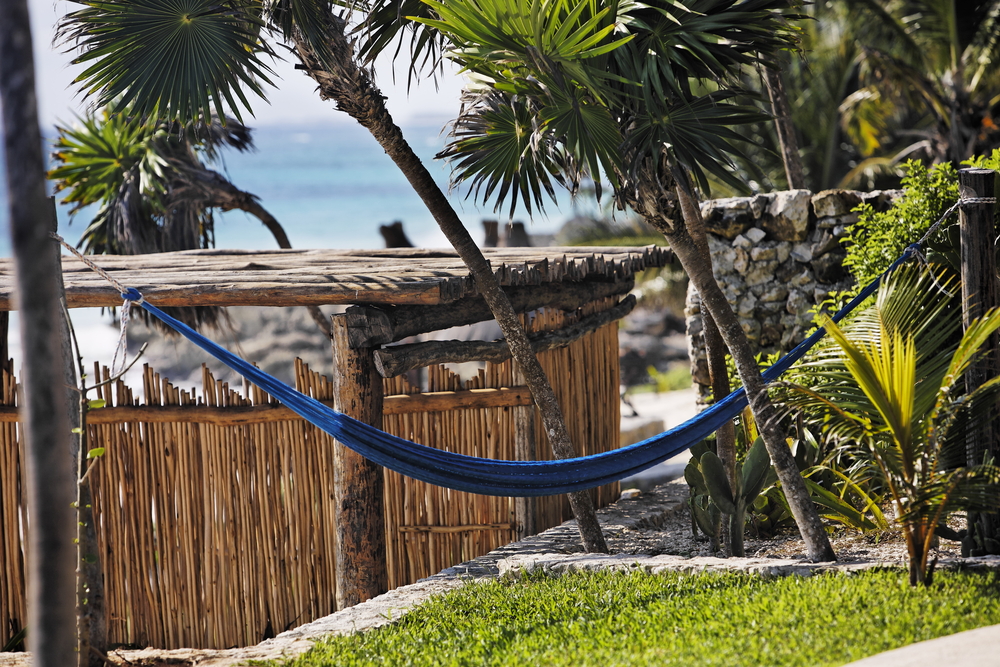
[28,0,469,128]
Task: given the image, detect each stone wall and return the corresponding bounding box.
[686,188,899,399]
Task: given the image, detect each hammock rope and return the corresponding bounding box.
[50,196,992,497]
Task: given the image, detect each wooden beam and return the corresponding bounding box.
[380,279,634,342]
[374,295,636,377]
[330,313,387,610]
[0,387,534,423]
[0,246,672,310]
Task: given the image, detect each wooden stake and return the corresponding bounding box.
[959,168,1000,554]
[959,168,999,467]
[330,314,388,609]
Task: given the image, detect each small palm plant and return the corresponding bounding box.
[784,266,1000,585]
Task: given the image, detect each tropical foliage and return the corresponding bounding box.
[422,0,837,561]
[731,0,1000,191]
[425,0,799,214]
[782,265,1000,585]
[49,108,296,329]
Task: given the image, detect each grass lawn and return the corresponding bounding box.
[278,569,1000,667]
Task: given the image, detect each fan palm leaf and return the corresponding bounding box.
[59,0,276,123]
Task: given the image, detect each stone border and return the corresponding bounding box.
[497,552,1000,580]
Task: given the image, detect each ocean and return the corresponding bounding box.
[0,120,573,254]
[0,121,579,385]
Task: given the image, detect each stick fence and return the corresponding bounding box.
[0,307,620,649]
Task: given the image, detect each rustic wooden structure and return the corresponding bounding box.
[0,246,670,649]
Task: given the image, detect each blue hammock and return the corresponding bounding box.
[120,247,915,497]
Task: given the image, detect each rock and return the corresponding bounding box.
[745,227,767,244]
[760,322,782,346]
[811,189,863,218]
[760,286,789,302]
[775,262,799,282]
[714,247,737,275]
[790,243,813,263]
[787,289,810,315]
[745,261,779,286]
[685,315,703,337]
[733,233,753,249]
[702,197,754,239]
[811,250,847,282]
[740,319,762,342]
[762,190,812,241]
[811,231,840,257]
[789,269,813,287]
[817,213,859,229]
[861,189,903,212]
[733,247,749,274]
[737,294,757,317]
[750,246,777,262]
[760,300,786,315]
[750,193,772,219]
[775,243,791,263]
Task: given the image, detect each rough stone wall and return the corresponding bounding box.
[686,188,900,400]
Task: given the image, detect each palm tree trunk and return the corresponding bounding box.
[0,1,78,663]
[680,189,739,555]
[291,16,607,552]
[764,65,806,190]
[666,181,835,562]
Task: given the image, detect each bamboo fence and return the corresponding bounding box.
[0,306,620,650]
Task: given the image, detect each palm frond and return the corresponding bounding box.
[440,90,568,217]
[58,0,275,123]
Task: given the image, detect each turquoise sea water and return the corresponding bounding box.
[0,120,573,257]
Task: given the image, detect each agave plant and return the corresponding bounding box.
[782,265,1000,585]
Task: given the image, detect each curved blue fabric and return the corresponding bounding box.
[123,245,916,497]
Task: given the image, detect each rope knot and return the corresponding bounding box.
[121,287,144,304]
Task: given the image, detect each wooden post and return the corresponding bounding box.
[330,313,388,609]
[513,404,537,540]
[959,168,1000,556]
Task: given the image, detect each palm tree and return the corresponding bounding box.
[0,0,78,663]
[781,266,1000,585]
[419,0,837,560]
[48,108,334,334]
[52,111,290,255]
[838,0,1000,171]
[736,0,1000,190]
[56,0,608,554]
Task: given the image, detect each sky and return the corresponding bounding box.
[28,0,469,129]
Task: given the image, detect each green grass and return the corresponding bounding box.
[280,569,1000,667]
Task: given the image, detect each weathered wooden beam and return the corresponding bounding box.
[330,313,388,610]
[381,279,634,343]
[514,403,537,541]
[0,387,534,423]
[0,245,671,310]
[374,295,636,377]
